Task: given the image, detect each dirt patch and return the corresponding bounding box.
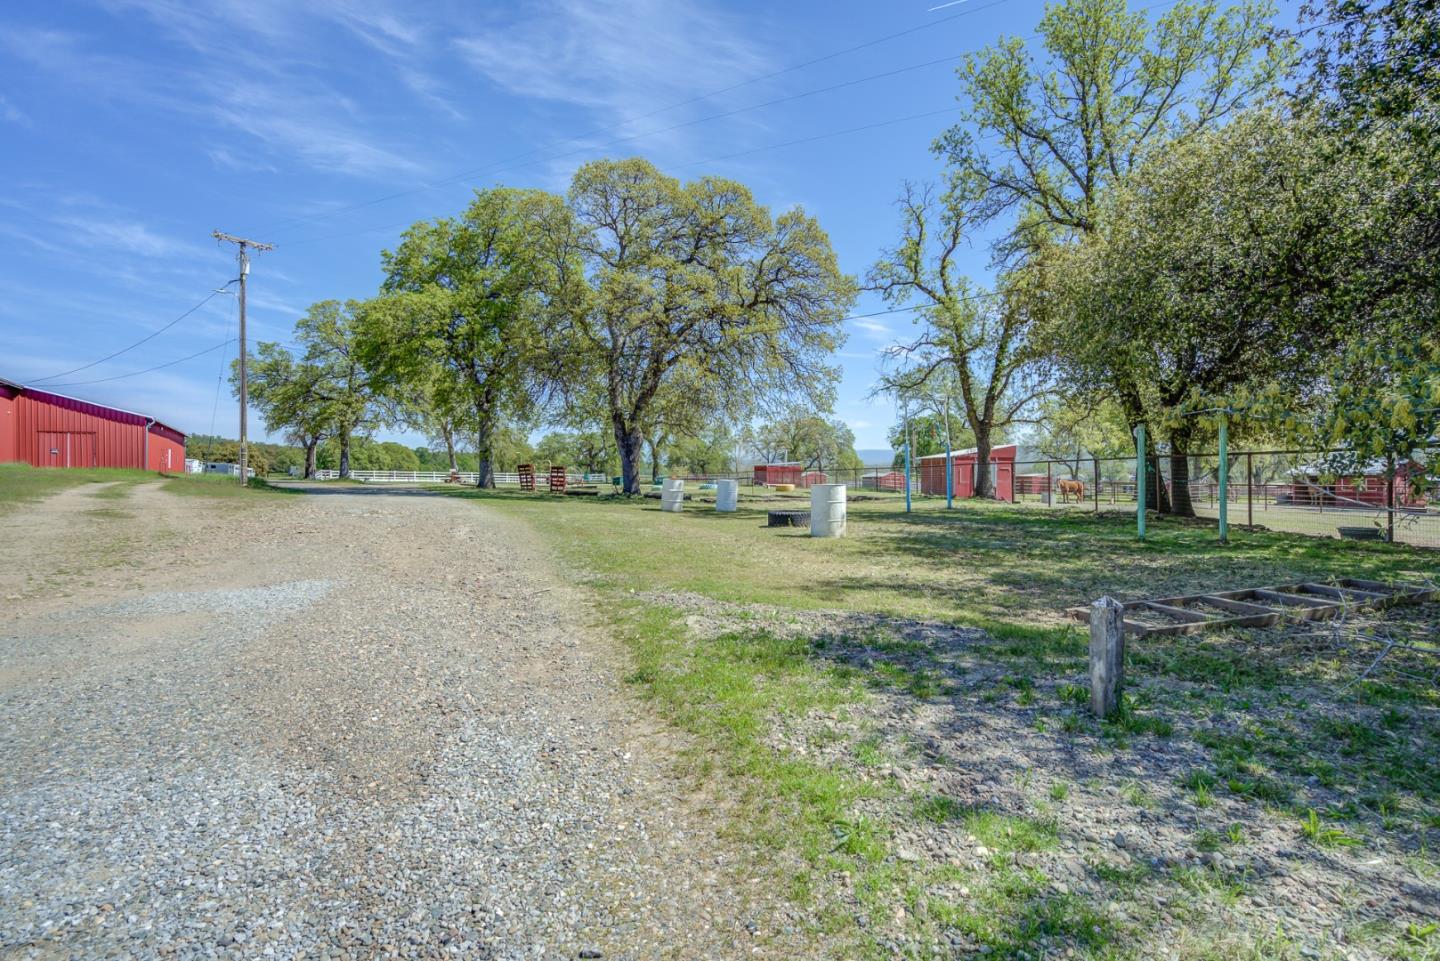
[643,589,1440,959]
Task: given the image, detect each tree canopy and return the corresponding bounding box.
[554,158,857,494]
[361,187,569,487]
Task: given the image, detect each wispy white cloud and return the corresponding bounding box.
[9,4,441,179]
[454,0,772,151]
[1,189,200,260]
[205,81,427,178]
[51,215,192,258]
[851,318,897,342]
[0,92,28,125]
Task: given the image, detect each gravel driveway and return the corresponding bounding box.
[1,483,790,961]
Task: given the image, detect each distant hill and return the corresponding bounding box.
[856,448,897,467]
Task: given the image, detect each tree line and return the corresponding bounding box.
[241,159,857,494]
[243,0,1435,509]
[872,0,1437,514]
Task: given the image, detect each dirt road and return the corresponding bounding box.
[0,482,789,960]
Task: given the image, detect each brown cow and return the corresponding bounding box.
[1057,478,1085,503]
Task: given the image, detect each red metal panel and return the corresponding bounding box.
[955,458,974,498]
[0,386,15,462]
[996,460,1015,502]
[12,392,147,469]
[921,454,973,496]
[148,430,186,472]
[753,464,804,485]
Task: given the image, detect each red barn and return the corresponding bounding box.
[0,376,186,472]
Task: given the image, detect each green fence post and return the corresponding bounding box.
[1133,424,1146,541]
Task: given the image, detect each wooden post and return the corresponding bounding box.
[1089,596,1125,719]
[1246,451,1253,528]
[1093,456,1100,513]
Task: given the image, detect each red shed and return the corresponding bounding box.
[0,376,186,471]
[753,462,803,485]
[917,444,1024,501]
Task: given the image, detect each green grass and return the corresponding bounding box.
[0,463,305,511]
[431,486,1429,634]
[1299,808,1363,848]
[0,463,154,512]
[430,485,1440,959]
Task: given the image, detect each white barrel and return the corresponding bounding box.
[661,478,685,513]
[810,484,847,538]
[715,478,738,512]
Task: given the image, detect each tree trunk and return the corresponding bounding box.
[474,414,496,489]
[1165,424,1195,517]
[616,422,645,495]
[338,428,352,479]
[442,425,458,472]
[648,436,662,484]
[973,428,993,498]
[304,438,319,479]
[1138,426,1172,515]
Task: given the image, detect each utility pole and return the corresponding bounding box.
[212,231,274,483]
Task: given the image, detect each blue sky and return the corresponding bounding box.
[0,0,1254,451]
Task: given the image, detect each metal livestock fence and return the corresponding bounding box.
[308,451,1436,548]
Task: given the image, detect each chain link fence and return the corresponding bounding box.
[655,451,1437,549]
[1003,451,1434,548]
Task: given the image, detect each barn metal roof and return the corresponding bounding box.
[0,374,186,439]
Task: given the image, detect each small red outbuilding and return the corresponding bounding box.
[752,463,828,487]
[917,443,1024,501]
[0,376,186,472]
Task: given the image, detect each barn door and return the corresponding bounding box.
[70,433,96,467]
[36,432,96,467]
[996,461,1015,502]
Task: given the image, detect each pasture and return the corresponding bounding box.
[440,486,1440,961]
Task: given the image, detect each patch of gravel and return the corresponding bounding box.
[76,579,337,620]
[1,485,802,960]
[646,589,1440,959]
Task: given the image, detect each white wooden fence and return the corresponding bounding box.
[311,469,602,485]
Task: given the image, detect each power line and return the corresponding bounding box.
[210,296,236,438]
[255,0,1016,238]
[274,52,973,246]
[423,0,1183,200]
[40,333,305,391]
[29,281,237,384]
[274,0,1185,249]
[670,106,956,171]
[41,338,239,388]
[281,105,959,248]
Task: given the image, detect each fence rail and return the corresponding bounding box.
[305,450,1435,548]
[311,469,599,486]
